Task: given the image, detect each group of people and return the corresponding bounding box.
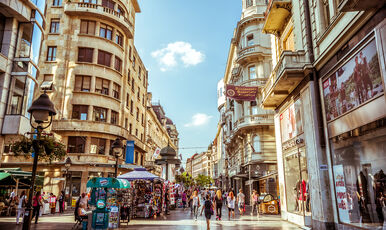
[182,188,261,230]
[12,190,66,225]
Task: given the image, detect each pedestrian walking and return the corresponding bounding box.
[49,193,56,214]
[181,190,187,210]
[214,189,223,220]
[227,191,235,220]
[31,191,43,224]
[192,190,200,221]
[200,194,214,230]
[237,189,245,216]
[58,191,65,213]
[16,191,26,225]
[251,190,260,217]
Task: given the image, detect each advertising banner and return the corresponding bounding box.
[125,140,135,164]
[333,165,350,223]
[225,84,258,101]
[153,147,161,159]
[279,99,303,143]
[323,39,383,122]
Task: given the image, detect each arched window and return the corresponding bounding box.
[253,135,261,153]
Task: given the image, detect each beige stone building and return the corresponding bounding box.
[191,152,209,179]
[0,0,154,202]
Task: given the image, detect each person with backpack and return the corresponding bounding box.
[200,194,214,230]
[16,191,26,224]
[214,189,223,220]
[31,191,43,224]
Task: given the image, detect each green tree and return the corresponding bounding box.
[176,172,194,187]
[195,174,213,187]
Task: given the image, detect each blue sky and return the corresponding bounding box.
[134,0,241,164]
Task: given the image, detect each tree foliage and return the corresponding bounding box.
[195,174,213,187]
[175,172,194,187]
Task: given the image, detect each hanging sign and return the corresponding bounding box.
[125,140,135,164]
[225,84,258,101]
[153,147,161,159]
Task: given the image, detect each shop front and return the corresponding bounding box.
[319,17,386,229]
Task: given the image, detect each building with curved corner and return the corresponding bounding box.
[0,0,150,203]
[220,0,277,204]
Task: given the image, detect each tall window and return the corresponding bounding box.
[113,83,120,99]
[249,66,256,79]
[93,106,107,122]
[99,23,112,40]
[114,57,122,72]
[80,20,95,35]
[253,135,261,153]
[137,87,140,101]
[129,46,132,59]
[72,105,88,120]
[124,118,128,129]
[98,50,112,67]
[91,138,106,155]
[74,75,91,92]
[101,0,114,9]
[246,0,253,7]
[115,31,123,46]
[129,123,132,134]
[78,47,93,63]
[322,0,331,28]
[131,79,135,91]
[111,110,119,125]
[132,56,135,68]
[53,0,62,6]
[47,46,57,61]
[138,66,141,79]
[50,19,60,33]
[126,93,129,107]
[247,34,254,46]
[251,101,258,115]
[127,69,131,84]
[130,100,133,114]
[67,136,86,153]
[7,76,26,115]
[95,77,109,95]
[136,107,139,120]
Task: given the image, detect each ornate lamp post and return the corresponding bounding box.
[112,138,123,178]
[23,93,56,230]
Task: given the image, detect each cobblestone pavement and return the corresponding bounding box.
[0,207,304,230]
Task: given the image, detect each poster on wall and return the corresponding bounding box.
[322,39,384,122]
[333,165,350,223]
[280,99,303,143]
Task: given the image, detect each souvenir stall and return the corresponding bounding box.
[86,177,130,229]
[118,168,163,219]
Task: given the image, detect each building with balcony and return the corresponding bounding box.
[0,0,46,164]
[219,0,277,205]
[191,152,209,179]
[0,0,149,202]
[261,0,385,229]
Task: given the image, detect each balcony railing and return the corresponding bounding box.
[236,44,271,63]
[233,114,274,132]
[64,2,134,37]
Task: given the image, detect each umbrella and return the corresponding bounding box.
[87,177,130,189]
[118,168,160,181]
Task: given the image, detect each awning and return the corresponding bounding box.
[118,168,160,181]
[86,177,131,189]
[0,172,10,181]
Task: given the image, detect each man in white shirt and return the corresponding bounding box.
[237,189,245,215]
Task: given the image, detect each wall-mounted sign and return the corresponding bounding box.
[225,84,259,101]
[323,39,383,122]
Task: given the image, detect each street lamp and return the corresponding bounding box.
[63,157,72,196]
[112,138,123,178]
[23,93,56,230]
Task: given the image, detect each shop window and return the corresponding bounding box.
[115,31,123,46]
[101,0,114,10]
[249,65,256,79]
[98,50,112,67]
[90,137,106,155]
[72,105,88,120]
[7,76,26,115]
[70,172,81,197]
[77,47,93,63]
[80,20,96,35]
[99,23,112,40]
[247,34,254,47]
[114,57,122,72]
[95,77,109,95]
[67,136,86,153]
[111,110,118,125]
[74,75,91,92]
[112,83,120,99]
[53,0,62,6]
[46,46,56,61]
[329,120,386,228]
[49,19,60,33]
[93,106,107,122]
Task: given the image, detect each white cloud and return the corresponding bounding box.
[151,41,205,71]
[184,113,213,127]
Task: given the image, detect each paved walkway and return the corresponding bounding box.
[0,207,303,230]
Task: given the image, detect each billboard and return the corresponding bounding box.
[322,39,383,122]
[280,99,303,143]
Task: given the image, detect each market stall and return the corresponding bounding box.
[118,168,164,219]
[87,177,131,229]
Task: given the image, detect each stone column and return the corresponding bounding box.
[80,169,89,194]
[88,105,93,121]
[84,136,91,154]
[105,139,110,156]
[90,75,96,92]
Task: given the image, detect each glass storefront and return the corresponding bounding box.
[330,120,386,229]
